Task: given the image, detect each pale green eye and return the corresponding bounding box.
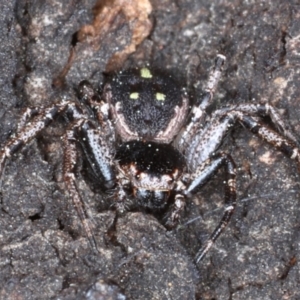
[140,67,153,79]
[155,92,166,101]
[130,92,139,100]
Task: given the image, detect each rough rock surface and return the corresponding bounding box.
[0,1,299,299]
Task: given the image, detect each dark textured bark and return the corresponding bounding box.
[0,1,299,299]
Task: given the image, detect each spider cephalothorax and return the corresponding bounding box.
[1,55,299,263]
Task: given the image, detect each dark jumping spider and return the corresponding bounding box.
[1,55,299,263]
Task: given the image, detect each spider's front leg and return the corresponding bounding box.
[184,153,237,263]
[162,152,237,263]
[63,118,116,252]
[77,81,129,214]
[163,194,186,230]
[62,82,120,252]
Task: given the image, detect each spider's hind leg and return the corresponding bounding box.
[0,102,75,176]
[237,112,300,166]
[185,102,300,170]
[211,106,300,166]
[217,103,299,145]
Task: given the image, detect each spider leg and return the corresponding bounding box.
[0,102,98,245]
[184,153,236,263]
[214,103,299,144]
[186,103,300,169]
[237,113,300,164]
[214,109,300,164]
[63,120,100,252]
[77,80,115,139]
[163,194,186,229]
[185,114,234,168]
[0,97,117,252]
[0,101,78,176]
[16,107,41,133]
[78,81,136,213]
[77,81,130,213]
[63,105,116,251]
[76,120,116,189]
[176,54,226,152]
[187,109,299,263]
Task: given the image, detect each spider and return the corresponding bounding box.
[0,54,299,263]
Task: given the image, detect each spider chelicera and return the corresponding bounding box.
[0,54,299,263]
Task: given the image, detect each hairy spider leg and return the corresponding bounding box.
[186,103,300,169]
[15,107,41,133]
[183,153,237,263]
[0,99,116,253]
[237,113,300,165]
[163,193,186,229]
[176,54,226,152]
[0,103,73,176]
[214,103,299,144]
[63,119,112,253]
[61,96,117,252]
[77,81,130,213]
[77,80,115,139]
[186,106,299,263]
